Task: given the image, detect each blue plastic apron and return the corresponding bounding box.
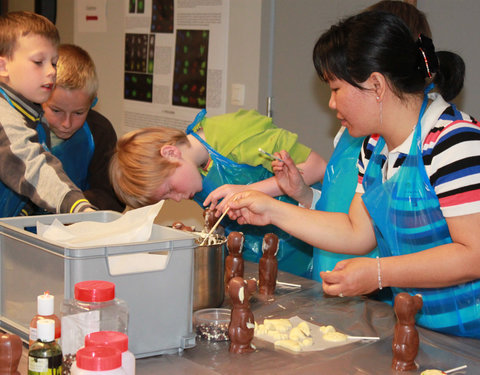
[50,122,94,191]
[187,110,313,278]
[361,93,480,337]
[0,88,49,217]
[312,129,378,281]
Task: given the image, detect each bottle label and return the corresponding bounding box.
[28,355,62,375]
[29,327,38,342]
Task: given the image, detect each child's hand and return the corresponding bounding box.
[273,150,313,206]
[204,184,251,214]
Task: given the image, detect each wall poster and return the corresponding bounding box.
[123,0,229,133]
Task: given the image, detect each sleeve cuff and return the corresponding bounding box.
[298,188,321,209]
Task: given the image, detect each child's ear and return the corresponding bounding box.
[160,144,181,159]
[0,57,9,78]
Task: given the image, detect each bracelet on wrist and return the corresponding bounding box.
[376,256,383,290]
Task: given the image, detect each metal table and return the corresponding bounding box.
[17,263,479,374]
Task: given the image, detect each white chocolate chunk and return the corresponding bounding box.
[289,326,306,341]
[297,321,311,336]
[264,318,292,332]
[319,325,336,334]
[274,339,302,352]
[323,331,348,342]
[301,338,313,347]
[255,324,267,336]
[238,286,244,303]
[269,331,288,340]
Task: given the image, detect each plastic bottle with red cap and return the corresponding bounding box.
[61,280,128,372]
[85,331,135,375]
[29,291,61,347]
[71,346,126,375]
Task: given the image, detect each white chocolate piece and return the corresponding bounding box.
[289,326,306,341]
[269,331,288,340]
[420,371,446,375]
[264,318,292,332]
[238,286,245,304]
[323,331,348,342]
[297,321,311,337]
[274,339,302,352]
[255,323,265,335]
[319,325,336,334]
[301,338,313,347]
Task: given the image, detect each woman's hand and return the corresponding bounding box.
[273,150,313,207]
[203,184,250,214]
[226,190,276,226]
[320,257,379,297]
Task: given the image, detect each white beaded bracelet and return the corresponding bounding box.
[376,256,383,290]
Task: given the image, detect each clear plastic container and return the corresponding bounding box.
[193,308,231,341]
[71,346,126,375]
[85,331,135,375]
[61,280,128,370]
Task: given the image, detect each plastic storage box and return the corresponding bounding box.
[0,211,197,358]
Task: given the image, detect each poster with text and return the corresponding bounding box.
[123,0,229,133]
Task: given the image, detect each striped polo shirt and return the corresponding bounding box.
[356,93,480,218]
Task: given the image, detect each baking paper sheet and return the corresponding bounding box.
[255,316,376,353]
[37,201,164,246]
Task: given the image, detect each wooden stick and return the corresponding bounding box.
[200,207,230,246]
[444,365,467,374]
[347,335,380,340]
[258,148,304,173]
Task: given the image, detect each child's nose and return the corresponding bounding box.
[46,64,56,78]
[61,115,72,128]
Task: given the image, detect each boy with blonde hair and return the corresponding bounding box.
[0,11,95,216]
[42,44,124,211]
[110,109,326,277]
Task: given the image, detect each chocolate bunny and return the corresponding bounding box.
[203,207,219,232]
[392,292,423,371]
[0,333,22,375]
[228,276,257,353]
[225,231,244,291]
[259,233,279,296]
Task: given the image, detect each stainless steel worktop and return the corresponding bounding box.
[17,263,479,374]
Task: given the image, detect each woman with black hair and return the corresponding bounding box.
[225,10,480,338]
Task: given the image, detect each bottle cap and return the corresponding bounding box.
[76,346,122,371]
[85,331,128,353]
[37,291,54,315]
[37,319,55,342]
[74,280,115,302]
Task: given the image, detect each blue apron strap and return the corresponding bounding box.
[186,109,207,134]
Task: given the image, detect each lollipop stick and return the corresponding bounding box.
[258,148,304,173]
[444,365,467,374]
[347,336,380,340]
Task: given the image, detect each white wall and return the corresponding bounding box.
[8,1,480,225]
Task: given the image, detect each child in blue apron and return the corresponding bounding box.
[0,12,95,217]
[39,44,124,213]
[226,11,480,338]
[110,109,326,277]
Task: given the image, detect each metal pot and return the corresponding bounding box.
[193,235,226,311]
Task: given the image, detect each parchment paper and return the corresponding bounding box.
[37,201,164,246]
[255,315,377,353]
